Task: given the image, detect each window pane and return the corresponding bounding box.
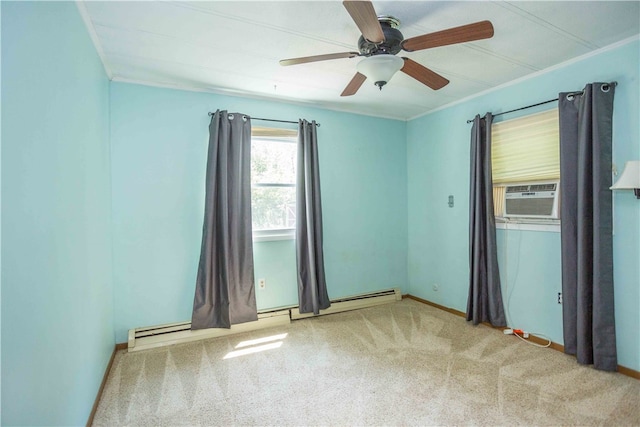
[251,186,296,230]
[251,139,296,185]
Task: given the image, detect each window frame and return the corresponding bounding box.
[491,108,561,232]
[250,127,298,242]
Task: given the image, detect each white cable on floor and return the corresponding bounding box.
[513,329,552,348]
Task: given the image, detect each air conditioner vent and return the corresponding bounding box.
[530,183,557,192]
[506,185,529,193]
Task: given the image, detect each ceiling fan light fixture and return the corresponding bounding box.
[356,55,404,90]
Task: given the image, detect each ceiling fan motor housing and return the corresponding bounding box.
[358,16,403,57]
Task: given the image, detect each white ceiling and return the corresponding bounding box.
[80,1,640,120]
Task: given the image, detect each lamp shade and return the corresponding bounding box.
[610,160,640,198]
[356,55,404,89]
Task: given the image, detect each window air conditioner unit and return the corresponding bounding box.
[504,182,559,219]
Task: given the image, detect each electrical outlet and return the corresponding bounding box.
[432,283,440,292]
[557,292,562,304]
[258,278,266,290]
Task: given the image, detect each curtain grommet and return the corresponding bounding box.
[601,84,610,93]
[566,94,575,101]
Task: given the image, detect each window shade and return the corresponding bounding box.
[493,186,505,217]
[252,126,297,138]
[491,108,559,184]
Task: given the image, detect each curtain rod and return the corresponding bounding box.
[465,81,617,123]
[208,112,320,127]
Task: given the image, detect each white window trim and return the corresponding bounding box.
[253,228,295,242]
[495,217,560,233]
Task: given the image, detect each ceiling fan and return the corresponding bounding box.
[279,0,494,96]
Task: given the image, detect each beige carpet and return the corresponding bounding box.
[94,299,640,426]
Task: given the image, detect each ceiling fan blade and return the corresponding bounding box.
[341,72,367,97]
[402,20,494,52]
[280,52,360,66]
[401,58,449,90]
[343,1,385,43]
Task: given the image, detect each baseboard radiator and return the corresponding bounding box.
[290,287,401,320]
[127,288,401,352]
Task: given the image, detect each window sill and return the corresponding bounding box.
[253,229,295,242]
[496,218,560,233]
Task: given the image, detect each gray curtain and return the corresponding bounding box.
[467,113,507,327]
[191,110,258,330]
[559,83,617,371]
[296,119,331,314]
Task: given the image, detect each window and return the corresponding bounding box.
[251,126,298,241]
[491,109,560,230]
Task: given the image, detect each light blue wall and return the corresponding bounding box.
[1,2,114,425]
[1,6,636,425]
[110,82,408,342]
[496,229,564,344]
[407,39,640,371]
[0,1,4,413]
